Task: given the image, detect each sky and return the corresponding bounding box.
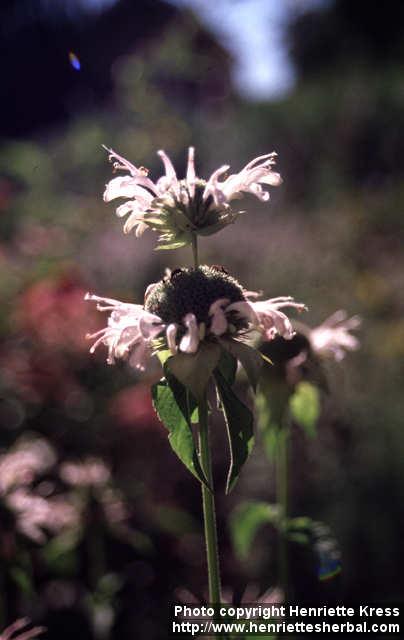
[167,0,328,99]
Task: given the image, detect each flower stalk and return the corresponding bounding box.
[193,234,222,610]
[198,394,222,607]
[191,234,199,270]
[276,419,290,601]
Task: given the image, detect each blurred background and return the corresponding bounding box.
[1,0,404,637]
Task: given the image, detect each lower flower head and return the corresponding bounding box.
[144,265,246,329]
[86,265,307,366]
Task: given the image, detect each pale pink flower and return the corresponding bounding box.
[179,313,199,354]
[208,298,230,336]
[226,296,307,341]
[102,147,281,246]
[60,458,111,487]
[86,270,307,367]
[6,489,78,543]
[103,146,196,236]
[308,310,361,361]
[85,293,165,369]
[0,618,45,640]
[0,437,78,544]
[86,294,202,366]
[0,438,55,494]
[204,152,282,205]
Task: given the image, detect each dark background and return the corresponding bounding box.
[0,1,403,638]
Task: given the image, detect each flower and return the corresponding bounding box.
[60,458,111,487]
[0,438,55,494]
[5,489,78,543]
[0,437,78,544]
[0,619,45,640]
[307,310,361,361]
[86,266,306,368]
[103,147,281,249]
[85,293,165,370]
[204,152,282,205]
[226,296,307,342]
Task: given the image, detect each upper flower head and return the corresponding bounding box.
[86,266,306,369]
[308,310,361,361]
[103,147,281,249]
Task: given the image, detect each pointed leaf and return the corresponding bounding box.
[214,370,254,493]
[152,378,209,488]
[167,341,221,401]
[219,338,263,391]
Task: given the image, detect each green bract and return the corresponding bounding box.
[143,182,239,250]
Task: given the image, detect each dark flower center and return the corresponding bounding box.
[144,265,246,326]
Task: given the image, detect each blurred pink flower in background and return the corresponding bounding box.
[0,437,55,493]
[109,384,162,431]
[0,437,78,547]
[0,618,45,640]
[60,458,111,487]
[15,274,97,353]
[308,310,361,361]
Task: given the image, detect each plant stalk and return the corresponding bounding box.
[199,396,222,607]
[193,233,222,617]
[191,234,199,269]
[277,422,289,600]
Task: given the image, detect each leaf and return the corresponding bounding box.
[155,240,189,250]
[156,349,172,366]
[151,378,209,488]
[219,338,263,391]
[167,341,221,401]
[255,390,280,461]
[289,381,320,438]
[230,501,279,560]
[9,566,34,595]
[287,531,311,545]
[216,347,238,386]
[214,370,254,493]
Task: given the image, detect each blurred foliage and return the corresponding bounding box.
[1,0,404,638]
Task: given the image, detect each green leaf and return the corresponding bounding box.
[9,567,33,595]
[219,338,263,391]
[155,240,189,250]
[255,390,280,461]
[216,347,238,386]
[230,501,279,560]
[287,531,311,545]
[156,349,172,366]
[151,377,209,488]
[214,370,254,493]
[167,341,221,401]
[289,381,320,438]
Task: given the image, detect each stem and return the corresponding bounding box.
[191,234,199,269]
[198,396,222,606]
[277,422,289,600]
[192,231,222,618]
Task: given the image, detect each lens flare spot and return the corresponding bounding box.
[68,52,81,71]
[318,558,342,582]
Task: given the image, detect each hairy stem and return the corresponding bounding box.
[199,396,222,607]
